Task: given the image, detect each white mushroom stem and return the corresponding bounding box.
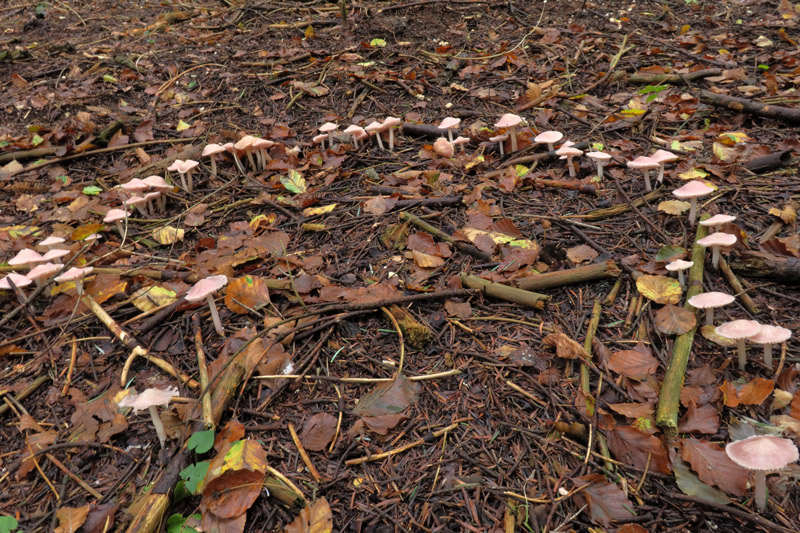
[388,129,396,151]
[754,470,768,512]
[677,270,686,288]
[246,151,257,171]
[566,155,577,178]
[146,198,155,217]
[737,339,748,371]
[232,152,246,174]
[75,279,84,297]
[547,142,555,151]
[115,221,124,236]
[705,308,715,326]
[596,162,605,181]
[209,156,218,177]
[688,198,698,226]
[498,141,505,156]
[764,344,775,368]
[446,129,454,142]
[657,164,667,184]
[374,132,384,150]
[262,148,272,163]
[207,293,224,336]
[351,134,359,149]
[159,193,166,212]
[327,132,335,150]
[148,405,168,448]
[643,169,652,192]
[508,127,518,152]
[178,172,188,192]
[711,246,721,270]
[186,170,194,193]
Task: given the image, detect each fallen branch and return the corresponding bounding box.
[578,190,663,221]
[460,274,547,309]
[718,257,759,314]
[656,219,708,436]
[699,90,800,124]
[513,260,621,291]
[729,250,800,284]
[399,211,492,261]
[345,421,462,466]
[627,69,722,85]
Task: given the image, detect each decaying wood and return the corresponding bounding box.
[699,90,800,124]
[718,257,759,314]
[513,260,621,291]
[580,190,663,221]
[388,305,432,349]
[460,274,547,309]
[745,150,793,173]
[730,250,800,284]
[627,68,722,85]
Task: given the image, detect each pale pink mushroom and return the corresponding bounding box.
[142,175,172,211]
[688,291,735,325]
[726,435,799,511]
[627,156,660,192]
[452,136,470,153]
[8,249,46,270]
[42,248,70,264]
[104,208,128,235]
[186,275,228,336]
[716,319,762,370]
[234,135,258,171]
[0,273,32,297]
[223,142,245,174]
[125,196,148,217]
[650,149,679,184]
[119,178,149,200]
[382,117,402,151]
[319,122,339,149]
[365,121,387,151]
[438,117,461,143]
[312,134,329,146]
[750,325,792,368]
[699,214,736,233]
[252,138,275,170]
[119,387,179,448]
[698,232,737,269]
[343,125,365,149]
[433,137,454,158]
[489,133,509,156]
[143,191,161,216]
[555,145,583,178]
[38,236,65,249]
[26,262,59,287]
[673,181,715,226]
[495,114,523,152]
[176,159,199,193]
[665,259,694,288]
[534,131,563,151]
[55,266,93,296]
[586,151,611,181]
[201,143,226,177]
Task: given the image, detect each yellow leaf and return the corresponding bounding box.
[678,168,708,181]
[679,24,691,35]
[716,132,751,145]
[301,204,337,217]
[462,227,538,250]
[176,119,191,131]
[712,142,737,162]
[658,200,691,215]
[0,225,40,238]
[284,497,333,533]
[71,223,105,241]
[636,275,682,304]
[131,286,177,312]
[152,226,184,245]
[304,24,315,39]
[411,250,445,268]
[302,223,327,232]
[218,439,269,476]
[249,213,278,230]
[464,154,484,170]
[769,205,797,224]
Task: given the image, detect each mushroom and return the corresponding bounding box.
[142,175,172,211]
[687,291,735,325]
[489,133,509,156]
[725,435,799,512]
[104,209,128,235]
[698,232,737,270]
[125,196,148,217]
[318,122,339,149]
[176,159,199,193]
[38,236,65,250]
[119,178,149,201]
[185,275,228,336]
[119,387,179,449]
[452,136,471,153]
[8,248,47,270]
[382,117,402,151]
[534,131,563,152]
[252,138,275,170]
[365,121,387,151]
[585,151,612,181]
[672,180,715,226]
[143,191,161,216]
[750,325,792,368]
[650,149,679,184]
[42,248,70,264]
[495,114,523,152]
[234,135,258,171]
[26,262,59,288]
[223,142,245,174]
[55,266,93,297]
[665,259,693,288]
[438,117,461,143]
[699,214,736,234]
[555,145,583,178]
[312,134,329,147]
[627,156,660,192]
[201,143,226,177]
[0,273,33,298]
[716,319,762,371]
[433,137,454,158]
[343,125,365,149]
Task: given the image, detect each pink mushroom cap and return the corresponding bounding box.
[673,180,715,199]
[650,149,679,164]
[8,248,46,266]
[716,319,762,341]
[688,291,735,309]
[750,325,792,346]
[534,131,563,145]
[665,259,694,271]
[627,156,660,170]
[186,275,229,302]
[700,214,736,227]
[0,273,33,290]
[698,232,737,248]
[27,262,60,282]
[726,435,799,471]
[119,387,179,411]
[494,114,522,129]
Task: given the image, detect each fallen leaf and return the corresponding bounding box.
[636,275,682,304]
[362,413,404,435]
[225,276,271,314]
[131,285,177,312]
[658,200,691,215]
[700,324,737,347]
[542,332,588,359]
[680,438,747,496]
[655,245,687,262]
[363,195,397,216]
[152,226,184,245]
[302,204,336,217]
[678,403,720,434]
[566,244,598,264]
[299,413,338,451]
[654,304,696,335]
[607,347,658,380]
[411,250,445,268]
[353,374,419,417]
[444,300,472,319]
[572,474,636,528]
[607,403,654,419]
[606,426,671,474]
[281,170,307,194]
[284,497,333,533]
[54,505,90,533]
[673,455,732,505]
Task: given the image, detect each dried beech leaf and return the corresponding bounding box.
[542,332,588,359]
[636,275,682,304]
[607,347,658,380]
[654,304,696,335]
[680,438,747,496]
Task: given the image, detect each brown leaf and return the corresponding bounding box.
[721,377,775,407]
[362,413,404,435]
[678,403,720,434]
[542,332,588,359]
[225,276,271,314]
[215,420,246,452]
[363,195,397,216]
[299,413,338,452]
[607,402,654,419]
[680,438,748,496]
[566,244,599,264]
[407,232,451,257]
[203,469,264,519]
[572,474,636,527]
[654,304,696,335]
[411,250,445,268]
[353,374,419,417]
[284,497,333,533]
[607,347,659,381]
[202,510,246,533]
[54,505,90,533]
[81,503,119,533]
[444,300,472,319]
[17,430,57,479]
[606,426,671,474]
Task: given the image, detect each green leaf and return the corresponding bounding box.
[280,169,307,194]
[591,142,604,151]
[0,516,17,533]
[176,120,191,132]
[370,38,387,47]
[102,74,118,83]
[187,430,215,454]
[31,134,44,146]
[514,165,530,177]
[166,513,200,533]
[655,245,687,262]
[638,85,667,95]
[82,185,102,196]
[179,461,209,495]
[56,175,69,184]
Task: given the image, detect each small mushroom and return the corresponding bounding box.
[186,275,229,336]
[489,133,509,156]
[650,149,679,184]
[716,319,762,371]
[750,325,792,368]
[627,156,660,192]
[119,387,179,449]
[26,262,60,287]
[698,232,737,270]
[699,214,736,233]
[365,121,387,151]
[438,117,462,143]
[343,125,366,149]
[319,122,339,149]
[534,131,563,152]
[176,159,199,193]
[55,266,93,297]
[143,191,161,216]
[494,114,523,152]
[555,145,583,178]
[142,175,172,211]
[725,435,799,512]
[382,117,402,151]
[252,138,275,170]
[665,259,693,288]
[585,151,611,181]
[38,236,65,250]
[42,248,70,264]
[312,134,329,147]
[125,196,148,217]
[433,137,454,158]
[0,273,32,298]
[234,136,258,171]
[452,136,471,153]
[223,142,245,174]
[687,291,735,325]
[201,144,226,177]
[672,180,715,226]
[8,248,47,270]
[119,178,149,201]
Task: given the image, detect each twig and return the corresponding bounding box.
[345,421,463,466]
[288,423,323,482]
[194,317,214,429]
[718,257,759,315]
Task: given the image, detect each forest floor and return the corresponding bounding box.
[2,0,800,531]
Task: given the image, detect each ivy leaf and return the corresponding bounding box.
[0,516,18,533]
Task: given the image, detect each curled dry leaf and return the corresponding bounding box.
[636,275,682,304]
[542,332,588,359]
[658,200,691,215]
[353,374,419,417]
[720,377,775,408]
[411,250,445,268]
[225,275,271,314]
[654,304,697,335]
[700,324,737,347]
[152,225,184,245]
[607,347,658,380]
